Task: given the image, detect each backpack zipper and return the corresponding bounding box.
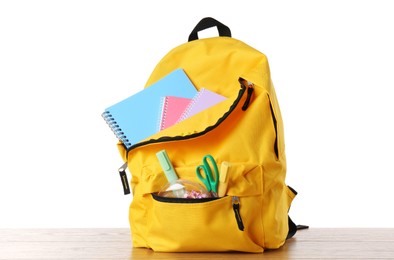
[119,79,253,194]
[241,80,254,111]
[232,196,244,231]
[118,162,130,195]
[151,193,219,203]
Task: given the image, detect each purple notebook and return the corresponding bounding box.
[176,88,227,123]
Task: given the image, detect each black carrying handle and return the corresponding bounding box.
[188,17,231,42]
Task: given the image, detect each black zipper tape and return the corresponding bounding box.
[152,193,219,203]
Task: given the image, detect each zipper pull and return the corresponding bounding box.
[118,162,130,195]
[242,81,254,111]
[232,196,245,231]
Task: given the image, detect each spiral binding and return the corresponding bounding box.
[101,111,132,148]
[176,89,205,123]
[157,96,169,131]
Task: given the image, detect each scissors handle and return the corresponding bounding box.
[204,155,219,193]
[195,155,219,194]
[195,165,210,190]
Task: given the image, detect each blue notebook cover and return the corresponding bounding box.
[102,69,197,149]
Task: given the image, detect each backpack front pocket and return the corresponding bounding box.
[147,195,263,252]
[138,163,265,252]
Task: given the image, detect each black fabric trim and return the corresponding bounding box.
[267,95,279,159]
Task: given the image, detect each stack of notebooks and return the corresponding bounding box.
[102,69,227,149]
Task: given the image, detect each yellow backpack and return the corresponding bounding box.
[116,17,300,252]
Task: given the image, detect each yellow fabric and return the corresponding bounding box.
[117,36,295,252]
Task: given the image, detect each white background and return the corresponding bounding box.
[1,0,393,228]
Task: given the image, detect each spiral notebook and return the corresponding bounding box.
[102,69,197,149]
[176,88,227,123]
[157,96,192,131]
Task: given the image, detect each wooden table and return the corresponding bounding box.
[1,228,393,259]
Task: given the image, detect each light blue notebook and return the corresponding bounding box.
[102,69,197,149]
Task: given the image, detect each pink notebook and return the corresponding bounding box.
[176,88,227,123]
[158,96,192,131]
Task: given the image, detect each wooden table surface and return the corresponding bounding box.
[1,228,393,259]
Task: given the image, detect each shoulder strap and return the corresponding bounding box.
[287,215,309,239]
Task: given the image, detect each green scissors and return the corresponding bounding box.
[195,154,219,197]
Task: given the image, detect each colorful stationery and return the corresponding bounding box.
[102,69,197,149]
[157,96,192,131]
[176,88,227,123]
